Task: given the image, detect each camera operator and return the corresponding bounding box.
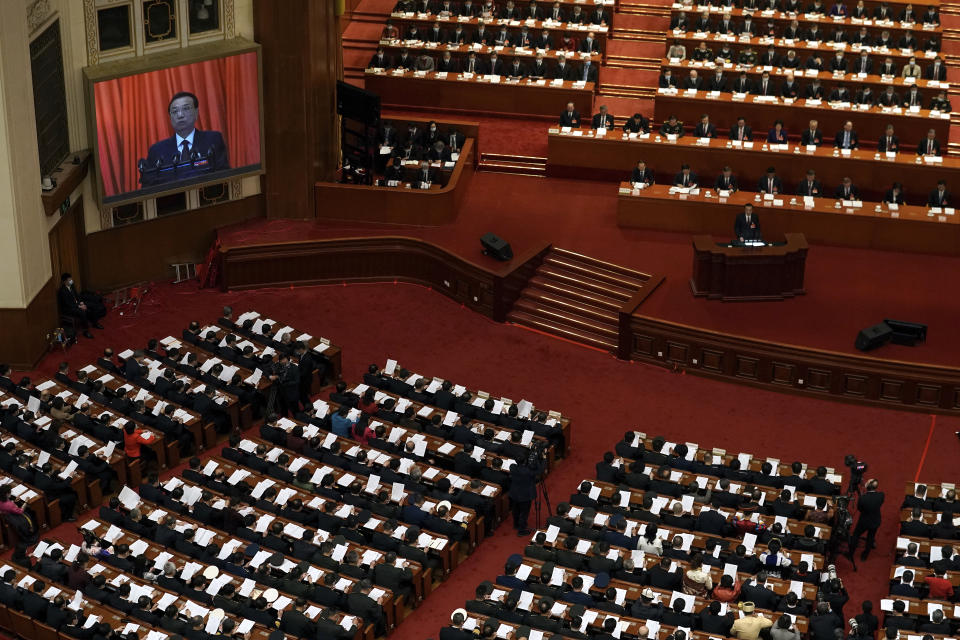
[509,449,545,536]
[850,478,884,561]
[828,496,854,563]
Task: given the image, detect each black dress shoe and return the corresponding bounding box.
[92,322,104,329]
[83,331,94,339]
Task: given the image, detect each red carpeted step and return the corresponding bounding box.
[606,40,664,59]
[543,254,648,290]
[534,264,636,300]
[548,249,652,287]
[511,298,620,338]
[355,0,398,13]
[506,309,619,350]
[343,48,377,73]
[519,288,621,323]
[611,13,670,30]
[600,67,660,88]
[342,20,386,42]
[526,276,626,311]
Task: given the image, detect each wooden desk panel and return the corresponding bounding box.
[364,71,594,118]
[691,233,808,300]
[616,183,960,255]
[653,93,947,146]
[547,130,960,205]
[316,138,474,225]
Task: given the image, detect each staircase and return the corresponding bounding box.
[507,248,664,352]
[598,1,669,111]
[478,153,547,176]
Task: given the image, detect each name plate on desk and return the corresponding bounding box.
[923,156,943,164]
[807,99,822,106]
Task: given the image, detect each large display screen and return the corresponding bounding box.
[91,50,262,203]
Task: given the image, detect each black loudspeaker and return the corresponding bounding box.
[480,233,513,261]
[855,322,893,351]
[884,319,928,346]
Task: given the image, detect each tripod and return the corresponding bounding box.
[532,475,552,531]
[846,475,863,502]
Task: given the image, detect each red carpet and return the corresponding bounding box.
[220,172,960,367]
[15,279,960,639]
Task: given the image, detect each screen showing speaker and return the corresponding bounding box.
[88,46,263,204]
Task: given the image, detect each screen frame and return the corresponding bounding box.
[83,38,265,208]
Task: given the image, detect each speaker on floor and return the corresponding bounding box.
[855,322,893,351]
[883,319,927,346]
[480,232,513,261]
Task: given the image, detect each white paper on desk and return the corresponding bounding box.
[545,524,560,543]
[110,486,139,512]
[235,620,255,636]
[550,566,565,585]
[789,580,804,597]
[128,538,149,557]
[428,442,453,458]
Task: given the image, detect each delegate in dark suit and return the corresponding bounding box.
[734,211,761,241]
[141,92,229,187]
[559,108,582,128]
[142,131,229,186]
[850,483,884,559]
[509,458,543,534]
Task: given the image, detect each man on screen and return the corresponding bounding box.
[141,91,229,186]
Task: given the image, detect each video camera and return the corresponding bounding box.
[527,440,548,471]
[844,454,867,494]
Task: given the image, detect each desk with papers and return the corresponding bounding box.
[616,183,960,255]
[546,128,960,204]
[365,69,594,117]
[652,91,950,145]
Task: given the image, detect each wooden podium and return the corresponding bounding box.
[691,233,808,301]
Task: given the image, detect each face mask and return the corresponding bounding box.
[66,279,74,287]
[430,127,437,132]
